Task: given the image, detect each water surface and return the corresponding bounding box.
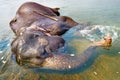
[0,0,120,80]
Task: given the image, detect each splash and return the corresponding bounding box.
[75,25,120,42]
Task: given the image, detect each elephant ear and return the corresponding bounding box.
[51,7,60,16]
[11,37,19,55]
[59,16,78,28]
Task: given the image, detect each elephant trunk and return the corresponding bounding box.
[19,46,97,70]
[42,46,97,70]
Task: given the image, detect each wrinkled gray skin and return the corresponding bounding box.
[11,28,97,70]
[10,2,78,36]
[11,28,65,65]
[10,2,98,70]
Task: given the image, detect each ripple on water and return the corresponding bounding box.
[75,25,120,42]
[0,39,10,51]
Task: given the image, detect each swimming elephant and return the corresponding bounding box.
[11,27,112,70]
[11,26,97,70]
[10,2,78,36]
[10,2,112,70]
[11,28,65,65]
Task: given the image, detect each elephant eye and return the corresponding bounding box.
[34,34,39,38]
[13,18,17,22]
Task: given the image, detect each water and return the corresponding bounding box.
[0,0,120,80]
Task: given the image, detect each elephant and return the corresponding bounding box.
[10,2,112,70]
[10,2,78,36]
[11,27,65,65]
[11,26,112,70]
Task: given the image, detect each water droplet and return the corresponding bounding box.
[20,32,23,35]
[70,54,75,56]
[1,57,4,60]
[0,51,3,53]
[2,60,6,64]
[7,43,10,47]
[68,65,71,68]
[116,72,119,74]
[118,52,120,54]
[94,71,97,75]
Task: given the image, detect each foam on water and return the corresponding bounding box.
[76,25,120,42]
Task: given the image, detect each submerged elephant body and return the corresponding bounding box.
[11,29,97,69]
[10,2,104,70]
